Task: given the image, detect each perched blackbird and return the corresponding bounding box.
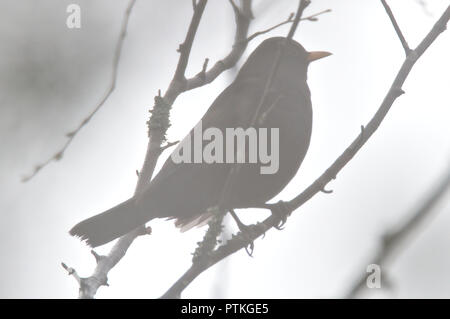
[70,37,331,247]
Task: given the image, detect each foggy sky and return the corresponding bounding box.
[0,0,449,298]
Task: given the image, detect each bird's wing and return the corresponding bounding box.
[139,80,261,193]
[135,78,292,227]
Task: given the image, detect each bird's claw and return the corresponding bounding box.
[244,240,255,257]
[270,200,291,230]
[238,224,256,257]
[229,209,256,257]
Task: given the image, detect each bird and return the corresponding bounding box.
[70,37,331,247]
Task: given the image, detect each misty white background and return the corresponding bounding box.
[0,0,449,298]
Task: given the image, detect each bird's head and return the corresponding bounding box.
[236,37,331,88]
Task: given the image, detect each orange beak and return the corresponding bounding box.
[307,51,332,62]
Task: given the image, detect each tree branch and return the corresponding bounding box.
[381,0,411,55]
[65,0,254,299]
[161,4,450,299]
[345,165,450,298]
[184,0,253,91]
[246,8,331,43]
[22,0,137,182]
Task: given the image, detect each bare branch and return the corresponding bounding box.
[161,4,450,298]
[345,165,450,298]
[63,226,151,298]
[160,140,180,153]
[246,9,331,43]
[67,0,254,298]
[246,13,295,43]
[302,8,332,21]
[228,0,240,16]
[185,0,253,90]
[286,0,311,39]
[381,0,411,55]
[22,0,137,182]
[173,0,208,83]
[61,262,81,285]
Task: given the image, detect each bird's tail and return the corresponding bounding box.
[70,198,147,247]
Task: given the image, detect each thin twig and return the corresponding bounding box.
[302,8,332,21]
[161,4,450,298]
[66,0,254,299]
[160,140,180,153]
[345,165,450,298]
[246,12,295,43]
[22,0,137,182]
[381,0,411,55]
[61,262,81,285]
[246,8,331,43]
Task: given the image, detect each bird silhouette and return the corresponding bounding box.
[70,37,331,247]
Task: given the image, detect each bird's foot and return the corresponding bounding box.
[269,200,291,230]
[240,225,256,257]
[229,210,256,257]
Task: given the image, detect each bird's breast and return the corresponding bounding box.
[225,91,313,208]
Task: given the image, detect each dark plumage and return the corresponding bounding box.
[70,37,330,247]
